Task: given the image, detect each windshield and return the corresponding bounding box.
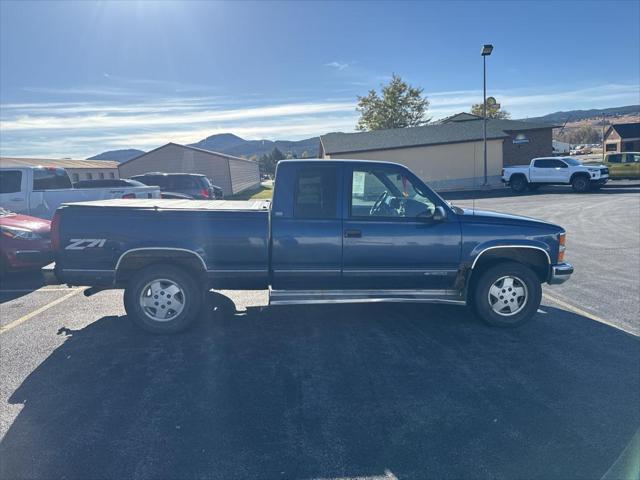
[563,157,583,166]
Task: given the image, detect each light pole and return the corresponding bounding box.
[481,44,493,186]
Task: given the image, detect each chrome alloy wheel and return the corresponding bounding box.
[139,279,186,322]
[488,275,528,316]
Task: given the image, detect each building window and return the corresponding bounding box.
[99,172,105,179]
[109,172,116,179]
[606,143,617,152]
[72,173,80,182]
[86,173,93,180]
[623,142,634,151]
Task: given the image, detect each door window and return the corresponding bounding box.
[0,170,22,194]
[33,167,72,190]
[350,168,435,218]
[293,168,338,219]
[607,154,622,163]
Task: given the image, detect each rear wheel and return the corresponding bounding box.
[571,175,590,193]
[471,262,541,328]
[124,264,203,334]
[510,176,528,193]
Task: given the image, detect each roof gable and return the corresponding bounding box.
[610,122,640,139]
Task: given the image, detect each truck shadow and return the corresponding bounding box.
[0,271,46,302]
[1,303,638,480]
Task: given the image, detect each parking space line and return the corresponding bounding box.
[542,292,636,336]
[0,288,82,334]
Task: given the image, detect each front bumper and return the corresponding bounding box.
[548,262,574,285]
[591,177,608,186]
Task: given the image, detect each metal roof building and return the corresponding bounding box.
[0,157,119,182]
[117,143,260,197]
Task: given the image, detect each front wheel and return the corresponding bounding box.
[471,262,542,328]
[571,175,590,193]
[124,264,204,334]
[510,176,528,193]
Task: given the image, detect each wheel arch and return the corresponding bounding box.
[570,171,590,183]
[115,247,207,285]
[466,245,551,295]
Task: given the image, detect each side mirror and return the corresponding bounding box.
[433,206,447,221]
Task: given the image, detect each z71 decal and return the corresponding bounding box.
[65,238,107,250]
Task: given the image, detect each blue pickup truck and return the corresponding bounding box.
[46,159,573,333]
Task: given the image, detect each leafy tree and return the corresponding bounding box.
[555,125,601,145]
[356,74,430,131]
[258,147,286,175]
[470,99,510,119]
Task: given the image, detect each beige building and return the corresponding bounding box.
[319,122,507,190]
[0,157,119,183]
[118,143,260,197]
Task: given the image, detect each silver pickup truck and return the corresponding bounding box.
[0,166,160,219]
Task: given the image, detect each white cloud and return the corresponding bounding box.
[1,82,637,158]
[324,61,350,71]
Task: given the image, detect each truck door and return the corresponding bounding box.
[530,158,568,183]
[341,165,461,290]
[0,169,28,214]
[270,163,343,289]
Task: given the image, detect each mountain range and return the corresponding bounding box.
[520,105,639,125]
[88,105,639,162]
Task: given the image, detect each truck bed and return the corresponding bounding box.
[55,198,271,289]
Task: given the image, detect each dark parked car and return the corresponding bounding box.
[73,179,147,188]
[130,173,223,199]
[46,159,572,334]
[0,207,52,274]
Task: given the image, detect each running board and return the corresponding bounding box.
[269,289,466,306]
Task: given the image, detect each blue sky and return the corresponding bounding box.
[1,0,639,158]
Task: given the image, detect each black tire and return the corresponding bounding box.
[571,175,590,193]
[470,261,542,328]
[124,264,204,334]
[510,176,528,193]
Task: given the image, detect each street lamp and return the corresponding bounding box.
[481,44,493,186]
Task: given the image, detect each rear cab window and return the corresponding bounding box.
[0,170,23,194]
[293,167,338,219]
[32,167,72,190]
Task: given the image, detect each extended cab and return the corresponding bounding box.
[0,166,161,219]
[502,157,609,193]
[47,160,573,333]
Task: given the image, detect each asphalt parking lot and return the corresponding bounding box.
[0,183,638,480]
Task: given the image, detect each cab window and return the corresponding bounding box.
[350,168,435,218]
[32,167,72,190]
[0,170,22,194]
[293,167,338,219]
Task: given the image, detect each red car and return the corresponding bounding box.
[0,208,52,274]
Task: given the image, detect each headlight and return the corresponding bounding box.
[0,225,44,240]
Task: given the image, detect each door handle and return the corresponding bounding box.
[344,229,362,238]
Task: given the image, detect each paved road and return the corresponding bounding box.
[0,185,638,479]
